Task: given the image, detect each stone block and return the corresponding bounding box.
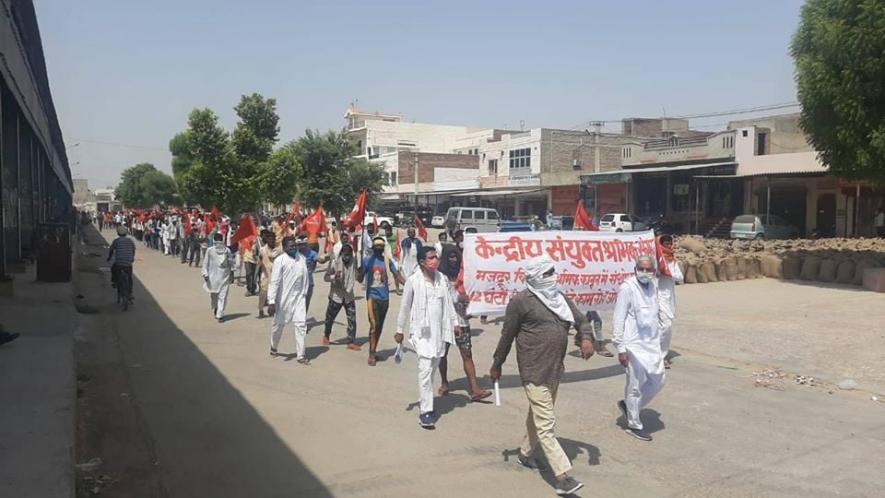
[862,268,885,293]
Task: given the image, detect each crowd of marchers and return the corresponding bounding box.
[97,201,683,497]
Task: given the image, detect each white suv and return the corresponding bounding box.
[598,213,648,232]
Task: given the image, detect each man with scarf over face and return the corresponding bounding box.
[437,244,492,402]
[395,246,460,430]
[490,256,594,496]
[322,243,360,350]
[613,255,665,442]
[202,232,236,322]
[657,234,683,368]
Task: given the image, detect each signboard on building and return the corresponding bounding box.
[508,174,541,187]
[463,230,656,316]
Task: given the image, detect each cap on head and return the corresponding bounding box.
[372,236,386,248]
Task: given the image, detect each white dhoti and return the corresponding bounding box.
[210,286,229,319]
[270,316,306,358]
[202,246,234,320]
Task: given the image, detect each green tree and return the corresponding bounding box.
[259,142,301,207]
[115,163,178,208]
[792,0,885,181]
[294,129,385,216]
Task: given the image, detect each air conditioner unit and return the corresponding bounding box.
[572,159,581,169]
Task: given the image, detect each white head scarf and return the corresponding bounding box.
[524,256,574,323]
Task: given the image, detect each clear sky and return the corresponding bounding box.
[36,0,804,189]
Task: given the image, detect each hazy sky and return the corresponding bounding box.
[37,0,804,189]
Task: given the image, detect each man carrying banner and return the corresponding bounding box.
[489,255,595,496]
[613,255,665,442]
[395,246,461,430]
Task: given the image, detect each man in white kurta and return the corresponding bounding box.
[398,227,422,278]
[267,236,311,364]
[657,234,684,368]
[202,233,235,322]
[613,255,665,442]
[395,246,459,429]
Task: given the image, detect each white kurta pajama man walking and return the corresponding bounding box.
[613,275,666,431]
[202,244,235,320]
[397,270,457,416]
[267,252,310,359]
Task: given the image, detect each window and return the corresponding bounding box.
[742,129,749,137]
[600,214,615,222]
[487,210,499,221]
[390,172,397,185]
[757,132,767,155]
[620,215,631,222]
[509,148,531,170]
[461,209,474,221]
[488,159,498,176]
[622,147,632,159]
[475,210,486,221]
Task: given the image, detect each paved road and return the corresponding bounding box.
[81,226,885,497]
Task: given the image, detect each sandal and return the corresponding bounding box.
[470,390,492,402]
[438,385,450,396]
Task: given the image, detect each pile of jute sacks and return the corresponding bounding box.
[675,236,885,287]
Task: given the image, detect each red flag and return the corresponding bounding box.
[211,206,221,222]
[655,235,673,277]
[573,200,598,231]
[204,213,216,235]
[393,228,401,259]
[344,190,368,229]
[230,214,259,245]
[415,215,428,241]
[300,206,327,240]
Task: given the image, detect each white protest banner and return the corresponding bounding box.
[463,230,657,316]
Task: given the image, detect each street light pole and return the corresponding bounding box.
[413,152,418,218]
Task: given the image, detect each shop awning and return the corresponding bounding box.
[582,161,736,183]
[450,188,544,198]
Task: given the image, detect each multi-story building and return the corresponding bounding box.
[581,113,880,237]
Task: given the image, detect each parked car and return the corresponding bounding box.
[394,206,433,227]
[365,211,394,230]
[730,214,799,240]
[598,213,649,232]
[445,207,501,234]
[431,215,446,228]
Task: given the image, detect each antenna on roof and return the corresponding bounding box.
[661,105,667,117]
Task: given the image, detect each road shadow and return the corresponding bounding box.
[78,225,334,497]
[221,312,250,322]
[404,393,471,422]
[501,440,600,497]
[615,407,665,434]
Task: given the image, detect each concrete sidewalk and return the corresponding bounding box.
[0,262,76,498]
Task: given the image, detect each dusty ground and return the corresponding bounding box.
[71,225,885,497]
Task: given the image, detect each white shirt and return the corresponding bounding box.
[397,271,457,358]
[201,245,234,293]
[612,276,664,374]
[267,252,310,324]
[658,260,684,329]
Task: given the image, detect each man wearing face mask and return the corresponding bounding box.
[395,246,461,429]
[399,226,423,278]
[357,237,405,366]
[202,232,237,323]
[267,235,311,365]
[613,255,665,442]
[657,234,683,369]
[295,235,329,322]
[322,244,360,350]
[257,230,282,319]
[490,256,594,496]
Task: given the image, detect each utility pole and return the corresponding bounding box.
[413,152,419,217]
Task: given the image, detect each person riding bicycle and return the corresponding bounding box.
[108,225,136,298]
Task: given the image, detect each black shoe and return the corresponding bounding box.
[0,332,21,346]
[555,476,584,495]
[625,427,652,441]
[418,412,435,429]
[269,347,278,357]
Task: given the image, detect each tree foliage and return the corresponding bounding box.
[294,130,385,217]
[792,0,885,181]
[115,163,178,208]
[174,94,288,214]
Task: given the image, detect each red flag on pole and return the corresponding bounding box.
[415,215,428,241]
[344,190,368,230]
[230,214,259,245]
[300,206,327,240]
[655,235,673,277]
[573,200,598,231]
[211,206,221,222]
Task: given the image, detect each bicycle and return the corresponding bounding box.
[113,265,133,311]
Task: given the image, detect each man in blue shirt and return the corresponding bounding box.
[296,235,328,321]
[357,236,405,366]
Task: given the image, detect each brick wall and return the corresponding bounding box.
[398,151,478,183]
